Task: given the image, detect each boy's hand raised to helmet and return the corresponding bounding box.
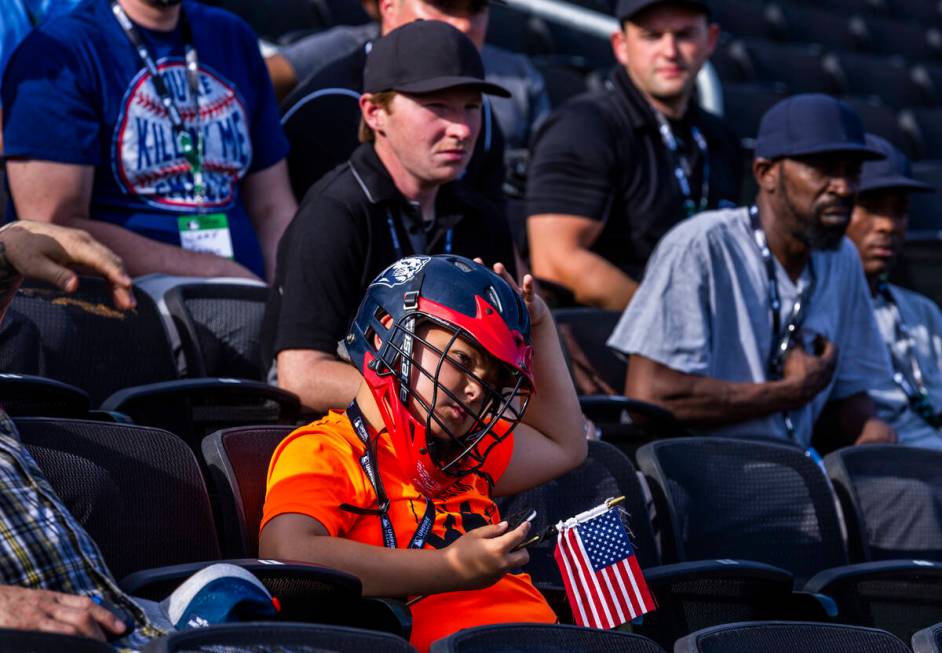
[442,519,531,590]
[474,258,550,329]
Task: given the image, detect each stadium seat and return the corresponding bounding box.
[739,38,835,95]
[5,277,300,450]
[0,373,90,418]
[710,0,784,40]
[532,56,592,108]
[889,237,942,306]
[544,21,614,70]
[428,622,665,652]
[824,52,926,110]
[201,425,295,558]
[825,445,942,562]
[859,15,942,62]
[497,439,660,590]
[804,559,942,642]
[913,621,942,653]
[903,108,942,161]
[485,3,554,57]
[144,622,418,653]
[0,629,114,652]
[675,620,911,653]
[907,161,942,232]
[199,0,330,42]
[720,83,789,147]
[840,97,912,158]
[635,437,848,584]
[551,308,687,447]
[552,307,626,394]
[15,417,222,579]
[891,0,942,22]
[12,417,388,632]
[773,3,866,51]
[164,282,270,380]
[498,440,830,648]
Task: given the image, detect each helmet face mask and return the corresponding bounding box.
[347,255,534,496]
[378,312,531,476]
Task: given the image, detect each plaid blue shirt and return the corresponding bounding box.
[0,411,163,649]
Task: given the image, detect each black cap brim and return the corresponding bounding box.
[857,175,935,194]
[391,75,511,98]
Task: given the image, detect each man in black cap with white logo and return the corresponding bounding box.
[262,21,519,414]
[608,94,897,452]
[526,0,742,309]
[845,134,942,449]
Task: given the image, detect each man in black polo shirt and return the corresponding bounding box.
[526,0,741,309]
[279,0,506,204]
[261,21,517,414]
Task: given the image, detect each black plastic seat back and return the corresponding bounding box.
[826,445,942,562]
[776,3,865,50]
[552,307,625,394]
[913,622,942,653]
[15,417,221,580]
[8,279,178,405]
[165,282,270,380]
[144,622,418,653]
[805,559,942,642]
[675,620,911,653]
[720,83,789,147]
[825,52,925,110]
[202,425,295,557]
[637,560,800,649]
[0,628,115,652]
[740,38,834,95]
[0,373,90,418]
[497,440,658,589]
[841,97,910,156]
[908,163,942,233]
[429,622,665,653]
[889,237,942,307]
[636,438,847,584]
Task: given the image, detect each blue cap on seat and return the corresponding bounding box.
[755,94,885,161]
[857,134,933,194]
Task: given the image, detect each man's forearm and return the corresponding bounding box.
[537,248,637,310]
[627,358,802,428]
[47,216,256,279]
[276,351,362,414]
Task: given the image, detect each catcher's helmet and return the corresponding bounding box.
[345,255,533,496]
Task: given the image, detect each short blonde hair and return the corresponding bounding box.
[358,91,398,143]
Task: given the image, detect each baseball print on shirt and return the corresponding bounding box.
[113,60,252,210]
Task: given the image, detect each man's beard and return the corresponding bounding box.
[806,212,849,251]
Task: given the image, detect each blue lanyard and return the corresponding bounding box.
[344,401,435,550]
[749,206,817,443]
[654,111,710,218]
[386,211,453,259]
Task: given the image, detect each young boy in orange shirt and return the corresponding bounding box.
[259,254,587,650]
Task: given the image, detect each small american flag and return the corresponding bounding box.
[553,505,657,629]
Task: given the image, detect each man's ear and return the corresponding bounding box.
[377,0,397,29]
[753,157,778,192]
[610,27,630,67]
[360,94,386,135]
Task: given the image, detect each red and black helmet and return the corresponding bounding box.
[345,255,534,496]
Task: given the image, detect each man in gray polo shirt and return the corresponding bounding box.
[608,94,896,451]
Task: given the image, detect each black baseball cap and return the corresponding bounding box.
[363,21,510,97]
[616,0,710,23]
[857,133,933,194]
[755,94,885,161]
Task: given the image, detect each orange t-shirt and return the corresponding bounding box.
[261,410,556,651]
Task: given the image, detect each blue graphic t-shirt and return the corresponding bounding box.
[1,0,289,277]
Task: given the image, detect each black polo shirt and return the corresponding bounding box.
[526,66,742,281]
[260,143,517,366]
[280,42,506,203]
